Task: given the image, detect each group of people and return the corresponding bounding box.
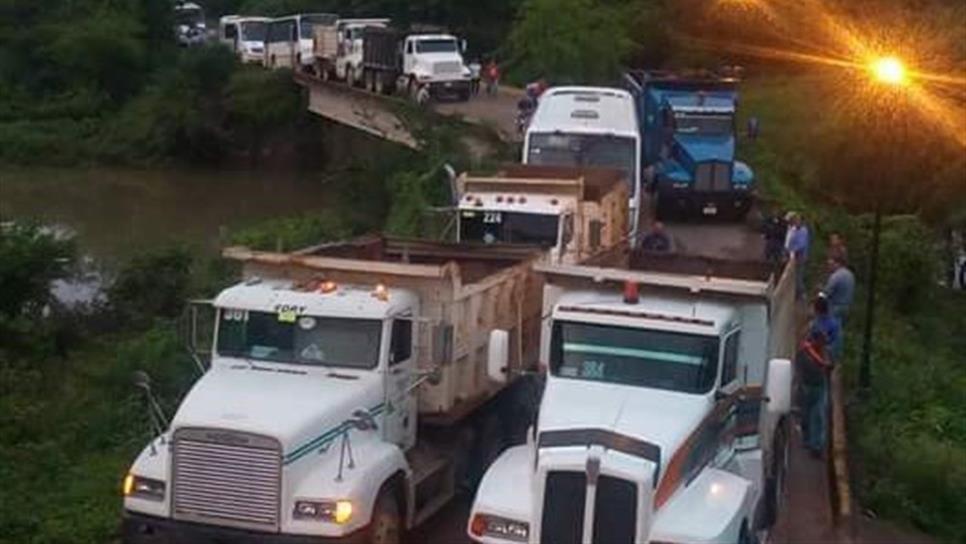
[468,59,502,96]
[775,211,856,457]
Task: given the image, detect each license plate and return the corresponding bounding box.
[702,204,718,215]
[444,82,453,87]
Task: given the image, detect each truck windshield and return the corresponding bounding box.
[459,210,559,246]
[550,321,719,394]
[527,133,636,196]
[242,21,267,41]
[416,39,458,53]
[674,114,733,135]
[217,310,382,369]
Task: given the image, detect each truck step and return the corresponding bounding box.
[413,487,457,528]
[406,446,450,487]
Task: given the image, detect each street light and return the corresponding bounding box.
[859,54,910,389]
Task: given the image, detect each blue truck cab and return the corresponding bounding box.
[624,70,754,219]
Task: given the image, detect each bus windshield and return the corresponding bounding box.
[550,321,719,394]
[527,133,636,195]
[459,210,559,247]
[217,310,382,369]
[242,21,267,41]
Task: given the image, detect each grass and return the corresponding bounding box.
[0,326,195,544]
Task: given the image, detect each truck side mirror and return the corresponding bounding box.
[765,358,793,415]
[486,330,510,384]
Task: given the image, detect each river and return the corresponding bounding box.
[1,167,335,261]
[1,167,336,302]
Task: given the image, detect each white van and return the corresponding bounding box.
[219,16,270,64]
[265,13,337,70]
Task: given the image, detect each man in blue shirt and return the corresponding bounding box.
[784,212,810,300]
[799,295,840,456]
[822,254,855,324]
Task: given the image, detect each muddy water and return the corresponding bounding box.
[0,167,335,263]
[1,167,337,304]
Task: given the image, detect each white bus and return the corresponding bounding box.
[265,13,337,70]
[524,87,643,236]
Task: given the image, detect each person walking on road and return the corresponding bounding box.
[640,221,672,252]
[798,295,840,456]
[484,60,500,96]
[784,212,810,300]
[469,59,482,96]
[821,253,855,324]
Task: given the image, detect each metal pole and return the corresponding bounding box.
[859,195,883,389]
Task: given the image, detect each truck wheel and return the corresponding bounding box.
[763,419,789,527]
[469,414,505,489]
[369,488,402,544]
[347,67,356,87]
[320,65,330,82]
[459,89,471,102]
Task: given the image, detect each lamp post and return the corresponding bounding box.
[858,55,909,389]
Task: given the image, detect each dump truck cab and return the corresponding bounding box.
[469,252,796,544]
[625,71,755,219]
[456,165,630,264]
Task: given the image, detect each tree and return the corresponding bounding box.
[0,223,75,319]
[505,0,632,84]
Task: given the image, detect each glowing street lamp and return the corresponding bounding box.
[869,56,908,86]
[859,54,911,389]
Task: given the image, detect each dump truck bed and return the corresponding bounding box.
[224,236,544,423]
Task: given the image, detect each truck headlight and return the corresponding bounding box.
[469,513,529,542]
[122,473,165,501]
[293,499,353,524]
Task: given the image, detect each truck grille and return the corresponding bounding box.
[540,471,586,544]
[592,476,638,543]
[694,161,732,192]
[172,428,282,532]
[433,61,462,75]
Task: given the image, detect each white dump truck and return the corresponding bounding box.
[456,165,630,264]
[122,236,544,544]
[468,249,797,544]
[312,18,391,85]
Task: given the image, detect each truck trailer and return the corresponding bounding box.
[456,165,630,265]
[468,247,797,543]
[121,236,544,544]
[624,70,755,219]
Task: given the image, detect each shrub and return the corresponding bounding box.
[106,246,193,329]
[229,213,353,252]
[0,222,75,319]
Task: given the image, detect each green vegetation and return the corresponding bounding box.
[740,75,965,541]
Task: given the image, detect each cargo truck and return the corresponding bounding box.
[265,13,338,70]
[219,15,270,64]
[122,236,544,544]
[523,87,643,236]
[312,24,472,101]
[624,70,755,219]
[469,247,796,543]
[455,165,630,264]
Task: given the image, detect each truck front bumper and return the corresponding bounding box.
[427,79,471,97]
[657,187,754,218]
[122,511,366,544]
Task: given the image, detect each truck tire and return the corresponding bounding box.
[458,89,471,102]
[368,487,402,544]
[762,419,789,528]
[347,67,356,88]
[469,413,505,489]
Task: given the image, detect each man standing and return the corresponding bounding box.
[785,212,810,299]
[821,254,855,324]
[799,295,840,456]
[763,211,787,266]
[828,232,848,264]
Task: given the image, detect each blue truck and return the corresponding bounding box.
[624,70,755,219]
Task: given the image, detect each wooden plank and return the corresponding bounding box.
[223,246,449,279]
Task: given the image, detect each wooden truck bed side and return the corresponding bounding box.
[223,236,544,423]
[312,25,339,60]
